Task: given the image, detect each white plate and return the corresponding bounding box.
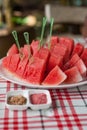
[0,59,87,89]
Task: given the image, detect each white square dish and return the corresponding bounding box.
[5,89,52,111]
[28,89,52,110]
[6,90,29,110]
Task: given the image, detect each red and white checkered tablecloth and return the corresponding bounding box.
[0,77,87,130]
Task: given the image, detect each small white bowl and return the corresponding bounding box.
[6,90,28,110]
[28,89,52,110]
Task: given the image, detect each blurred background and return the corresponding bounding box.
[0,0,87,58]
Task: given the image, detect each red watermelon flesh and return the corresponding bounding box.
[2,56,12,69]
[42,66,67,86]
[47,54,63,73]
[34,47,50,64]
[71,43,84,56]
[16,57,29,77]
[7,44,18,56]
[23,57,46,84]
[30,40,39,55]
[51,44,67,56]
[80,48,87,67]
[51,44,68,63]
[59,37,74,58]
[19,47,23,53]
[9,54,20,72]
[19,47,24,58]
[50,36,59,51]
[62,54,80,71]
[75,59,87,77]
[51,36,59,44]
[64,66,83,83]
[22,44,32,58]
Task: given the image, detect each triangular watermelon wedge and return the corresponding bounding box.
[7,44,18,56]
[64,66,83,83]
[75,59,87,77]
[42,66,67,86]
[62,54,80,71]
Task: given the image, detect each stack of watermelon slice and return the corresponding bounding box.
[2,35,87,86]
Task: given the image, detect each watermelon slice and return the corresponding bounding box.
[34,47,50,64]
[7,44,18,56]
[30,40,39,55]
[2,56,12,69]
[50,36,59,51]
[80,48,87,67]
[9,54,20,72]
[47,54,63,73]
[59,37,74,58]
[16,57,29,77]
[23,57,46,84]
[64,66,83,83]
[62,54,80,71]
[51,44,68,63]
[71,43,84,56]
[42,66,67,86]
[22,44,32,58]
[75,59,87,77]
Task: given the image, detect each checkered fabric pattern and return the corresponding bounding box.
[0,77,87,130]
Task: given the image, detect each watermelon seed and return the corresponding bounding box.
[48,18,54,49]
[39,17,47,49]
